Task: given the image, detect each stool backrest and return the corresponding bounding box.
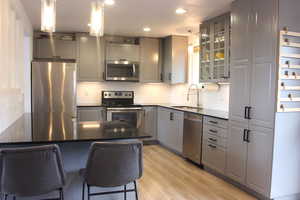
[0,144,66,197]
[85,140,143,187]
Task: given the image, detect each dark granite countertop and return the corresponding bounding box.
[0,114,150,145]
[77,103,229,120]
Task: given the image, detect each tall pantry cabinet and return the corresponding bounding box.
[228,0,300,199]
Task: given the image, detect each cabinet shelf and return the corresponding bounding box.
[280,30,300,37]
[280,64,300,69]
[278,107,300,112]
[281,75,300,80]
[280,98,300,102]
[281,86,300,91]
[282,41,300,48]
[281,53,300,59]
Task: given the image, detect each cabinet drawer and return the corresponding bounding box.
[202,140,226,174]
[204,116,228,129]
[203,132,227,148]
[203,124,228,138]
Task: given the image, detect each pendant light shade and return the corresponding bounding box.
[90,1,104,37]
[41,0,56,33]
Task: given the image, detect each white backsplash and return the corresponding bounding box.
[77,82,230,112]
[77,82,172,105]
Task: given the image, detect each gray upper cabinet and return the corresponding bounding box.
[249,0,277,129]
[162,36,188,84]
[34,33,77,60]
[199,13,230,82]
[229,0,277,129]
[230,0,251,63]
[106,43,140,62]
[140,38,162,83]
[76,33,105,82]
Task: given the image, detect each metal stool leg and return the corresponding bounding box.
[124,185,127,200]
[60,188,64,200]
[82,182,85,200]
[4,194,7,200]
[87,185,90,200]
[134,181,139,200]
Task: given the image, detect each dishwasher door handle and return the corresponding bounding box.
[184,118,203,123]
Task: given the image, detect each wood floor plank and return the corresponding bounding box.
[139,145,257,200]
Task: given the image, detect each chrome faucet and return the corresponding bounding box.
[187,84,200,108]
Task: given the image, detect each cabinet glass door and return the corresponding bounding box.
[200,25,211,81]
[213,20,226,80]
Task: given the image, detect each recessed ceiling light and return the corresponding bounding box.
[104,0,115,6]
[176,8,187,15]
[143,27,151,32]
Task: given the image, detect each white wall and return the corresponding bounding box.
[77,82,230,112]
[0,0,33,133]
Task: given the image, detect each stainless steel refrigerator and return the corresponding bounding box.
[31,60,77,141]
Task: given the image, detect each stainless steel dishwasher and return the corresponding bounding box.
[183,113,203,165]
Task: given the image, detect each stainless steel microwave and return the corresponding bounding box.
[105,60,139,81]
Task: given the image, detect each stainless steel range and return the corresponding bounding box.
[102,91,145,129]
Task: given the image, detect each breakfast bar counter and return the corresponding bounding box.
[0,113,150,145]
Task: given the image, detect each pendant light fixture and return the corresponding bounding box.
[89,1,104,37]
[41,0,56,33]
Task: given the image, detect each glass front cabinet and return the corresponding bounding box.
[199,13,230,82]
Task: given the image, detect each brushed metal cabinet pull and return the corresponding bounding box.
[209,121,218,124]
[246,130,251,143]
[209,129,218,133]
[208,144,217,148]
[209,138,217,142]
[243,129,247,142]
[247,107,252,120]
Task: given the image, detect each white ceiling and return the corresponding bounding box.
[21,0,233,37]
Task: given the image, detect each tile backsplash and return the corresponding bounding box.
[77,82,230,112]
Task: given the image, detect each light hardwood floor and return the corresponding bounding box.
[139,145,256,200]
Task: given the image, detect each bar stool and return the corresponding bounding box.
[0,144,66,200]
[81,140,143,200]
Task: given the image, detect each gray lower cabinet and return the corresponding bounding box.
[143,106,158,140]
[157,108,184,153]
[202,116,228,174]
[140,38,162,83]
[76,33,105,82]
[162,36,188,84]
[226,121,273,196]
[226,122,248,183]
[77,107,106,122]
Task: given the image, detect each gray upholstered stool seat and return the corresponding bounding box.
[0,144,66,200]
[81,140,143,200]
